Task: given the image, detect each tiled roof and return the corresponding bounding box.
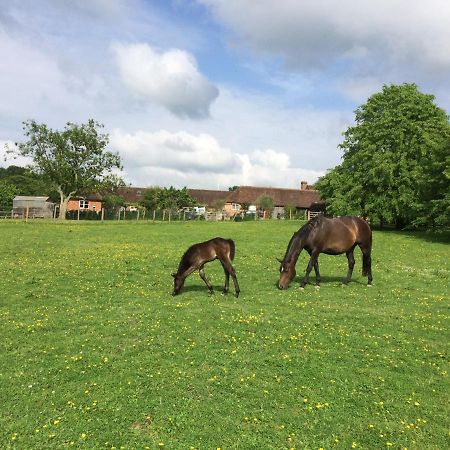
[188,189,230,207]
[116,185,322,209]
[116,187,146,203]
[226,186,321,208]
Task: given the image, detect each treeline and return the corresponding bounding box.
[0,166,56,210]
[315,83,450,229]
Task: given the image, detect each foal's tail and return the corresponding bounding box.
[227,239,236,261]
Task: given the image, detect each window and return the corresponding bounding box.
[79,200,89,209]
[232,203,240,210]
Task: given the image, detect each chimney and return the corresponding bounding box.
[300,180,308,190]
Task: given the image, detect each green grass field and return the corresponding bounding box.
[0,220,449,449]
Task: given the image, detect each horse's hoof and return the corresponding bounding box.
[367,284,373,288]
[300,286,305,290]
[341,283,348,287]
[222,290,228,295]
[315,285,320,290]
[235,292,240,298]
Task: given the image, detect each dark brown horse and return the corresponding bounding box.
[277,216,372,289]
[172,237,240,297]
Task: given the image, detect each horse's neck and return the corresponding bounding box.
[285,233,303,264]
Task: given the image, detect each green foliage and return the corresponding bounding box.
[0,165,52,197]
[0,221,448,448]
[228,185,239,191]
[102,193,124,211]
[256,194,274,214]
[156,186,195,210]
[0,180,18,209]
[139,187,161,211]
[316,83,450,229]
[9,120,123,217]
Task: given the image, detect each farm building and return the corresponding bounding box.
[12,196,54,218]
[224,183,324,219]
[67,193,103,212]
[115,182,323,219]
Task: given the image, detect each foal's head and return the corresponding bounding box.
[277,258,296,289]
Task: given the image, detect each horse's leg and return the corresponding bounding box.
[220,261,230,294]
[361,247,373,286]
[220,257,240,298]
[343,249,355,285]
[199,265,214,294]
[314,260,321,287]
[307,249,320,287]
[300,251,319,288]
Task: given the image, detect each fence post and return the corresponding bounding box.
[153,210,156,223]
[77,208,80,221]
[137,209,140,221]
[183,210,186,221]
[168,210,171,222]
[101,208,105,221]
[162,210,166,221]
[26,206,29,222]
[142,209,146,220]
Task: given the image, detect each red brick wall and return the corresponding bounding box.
[67,199,102,211]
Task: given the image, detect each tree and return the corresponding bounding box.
[9,120,123,220]
[102,193,124,212]
[0,180,17,210]
[316,83,450,229]
[256,194,274,218]
[139,187,161,211]
[156,187,195,210]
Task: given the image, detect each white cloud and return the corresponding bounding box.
[200,0,450,104]
[201,0,450,70]
[112,42,219,118]
[110,128,324,189]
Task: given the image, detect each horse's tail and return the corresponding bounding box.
[227,239,235,261]
[362,228,372,276]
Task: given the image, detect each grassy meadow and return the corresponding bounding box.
[0,220,449,449]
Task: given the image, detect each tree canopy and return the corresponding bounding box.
[9,120,123,219]
[156,187,195,210]
[316,83,450,229]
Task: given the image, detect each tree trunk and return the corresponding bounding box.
[57,187,75,221]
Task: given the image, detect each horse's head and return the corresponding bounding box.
[171,272,184,296]
[277,258,296,289]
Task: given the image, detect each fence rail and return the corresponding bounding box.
[2,208,315,221]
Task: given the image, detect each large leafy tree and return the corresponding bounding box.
[9,120,123,219]
[139,187,161,211]
[156,187,195,210]
[316,83,450,229]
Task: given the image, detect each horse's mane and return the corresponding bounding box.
[283,215,325,262]
[297,215,325,239]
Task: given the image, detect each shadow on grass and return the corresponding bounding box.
[373,227,450,245]
[274,275,367,289]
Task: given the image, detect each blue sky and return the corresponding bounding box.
[1,0,449,189]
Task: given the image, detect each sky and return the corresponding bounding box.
[1,0,449,189]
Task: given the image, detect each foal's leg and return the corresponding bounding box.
[343,249,355,285]
[300,251,320,289]
[220,261,230,294]
[199,265,214,294]
[220,257,240,297]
